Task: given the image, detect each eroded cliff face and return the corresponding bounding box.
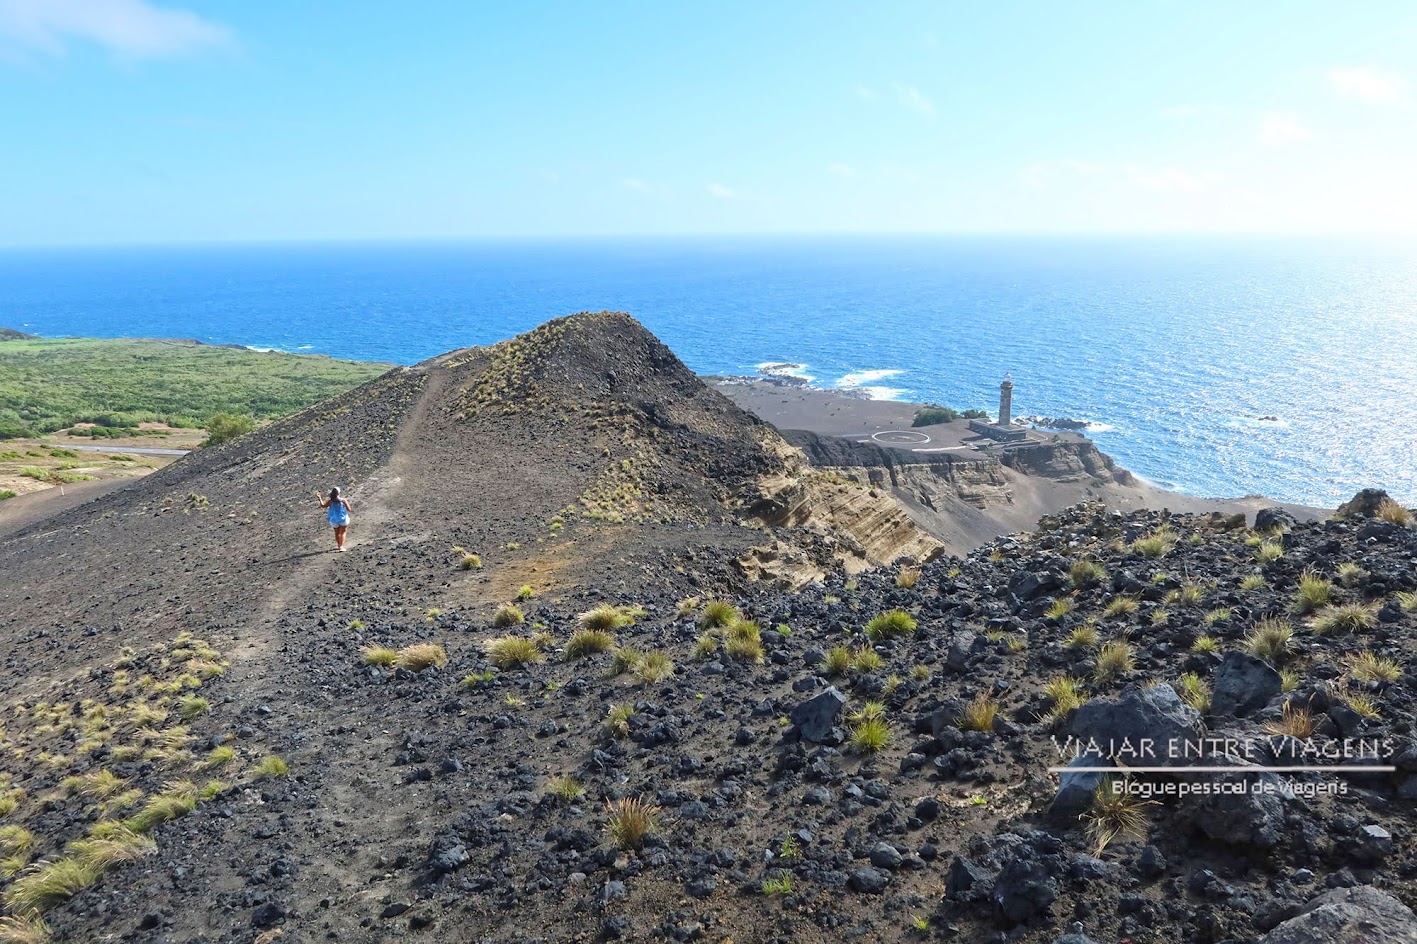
[736,439,944,587]
[782,430,1011,508]
[1001,439,1135,485]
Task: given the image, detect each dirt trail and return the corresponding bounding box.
[197,366,453,938]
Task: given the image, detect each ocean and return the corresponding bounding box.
[2,236,1415,507]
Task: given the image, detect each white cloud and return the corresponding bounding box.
[1258,112,1312,146]
[1162,104,1228,119]
[827,162,858,178]
[1125,165,1214,192]
[706,183,737,200]
[0,0,231,60]
[893,83,936,118]
[1329,66,1407,105]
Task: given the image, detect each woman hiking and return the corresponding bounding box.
[318,487,352,552]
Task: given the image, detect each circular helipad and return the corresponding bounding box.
[870,430,931,445]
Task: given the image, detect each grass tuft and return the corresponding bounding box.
[605,704,634,738]
[633,651,675,683]
[565,629,616,659]
[396,643,448,671]
[1310,603,1378,635]
[958,693,1000,732]
[580,604,633,632]
[850,646,884,674]
[1064,624,1099,650]
[484,636,543,669]
[1093,640,1135,683]
[1375,498,1413,526]
[547,776,585,802]
[3,858,98,915]
[1176,672,1210,712]
[1130,527,1176,558]
[1102,595,1139,618]
[493,604,525,627]
[848,717,891,753]
[1292,568,1334,615]
[252,756,289,779]
[1244,617,1293,665]
[1045,597,1076,620]
[1346,650,1401,684]
[824,645,852,675]
[0,914,51,944]
[864,610,918,641]
[605,797,661,850]
[724,620,765,662]
[1069,558,1108,588]
[360,645,397,667]
[1084,780,1150,853]
[1264,700,1315,738]
[698,599,739,629]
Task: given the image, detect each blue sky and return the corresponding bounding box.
[2,1,1416,245]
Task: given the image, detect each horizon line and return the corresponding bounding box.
[3,230,1415,253]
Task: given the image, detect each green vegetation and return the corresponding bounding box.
[1346,650,1401,684]
[847,716,891,753]
[864,609,917,641]
[1130,527,1177,558]
[1069,558,1108,588]
[698,599,739,629]
[484,636,542,669]
[1093,640,1135,683]
[911,405,988,427]
[1084,780,1150,853]
[1102,595,1139,618]
[1064,624,1099,649]
[360,645,398,667]
[1044,597,1075,620]
[1376,498,1413,527]
[546,776,585,802]
[1265,701,1315,738]
[1042,676,1085,725]
[202,412,255,446]
[1292,568,1333,614]
[761,874,793,896]
[580,604,634,632]
[605,796,661,850]
[1176,672,1211,712]
[824,644,852,675]
[0,335,391,437]
[565,629,616,659]
[493,603,525,627]
[1244,617,1293,665]
[396,643,448,671]
[958,693,1000,732]
[1310,603,1378,635]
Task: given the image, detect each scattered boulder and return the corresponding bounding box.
[993,856,1059,923]
[1255,507,1297,532]
[1177,753,1291,849]
[1210,651,1283,718]
[1048,755,1113,819]
[1335,488,1395,520]
[1257,885,1417,943]
[848,867,890,894]
[789,686,846,742]
[1067,684,1204,768]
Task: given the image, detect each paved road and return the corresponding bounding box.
[65,443,190,456]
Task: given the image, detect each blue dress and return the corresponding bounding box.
[327,500,350,527]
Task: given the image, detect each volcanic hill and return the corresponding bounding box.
[1,313,1416,944]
